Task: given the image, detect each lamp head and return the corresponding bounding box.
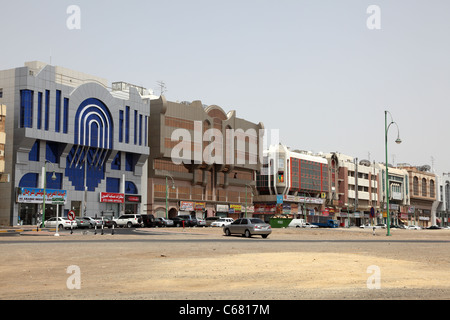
[51,172,57,181]
[395,137,402,144]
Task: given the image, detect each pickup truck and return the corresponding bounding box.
[308,216,338,228]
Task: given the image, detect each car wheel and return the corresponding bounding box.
[127,222,132,228]
[224,228,231,236]
[58,224,64,231]
[261,234,269,239]
[244,229,251,238]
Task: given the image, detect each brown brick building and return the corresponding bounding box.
[146,96,264,219]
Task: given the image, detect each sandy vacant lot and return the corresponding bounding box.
[1,226,450,300]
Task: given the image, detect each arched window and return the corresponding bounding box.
[422,178,427,197]
[430,180,435,198]
[413,176,419,196]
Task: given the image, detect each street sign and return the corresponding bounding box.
[68,210,76,221]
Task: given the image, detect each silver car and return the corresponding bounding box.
[223,218,272,238]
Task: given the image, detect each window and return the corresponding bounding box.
[422,178,427,197]
[63,98,69,134]
[134,110,138,145]
[45,90,50,131]
[37,92,43,129]
[144,116,148,146]
[430,180,435,198]
[119,110,124,142]
[413,176,419,196]
[46,141,61,164]
[55,90,61,132]
[139,114,142,146]
[29,140,40,162]
[20,90,33,128]
[125,106,130,143]
[111,152,121,170]
[125,152,135,172]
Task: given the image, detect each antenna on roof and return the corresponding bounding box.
[157,81,167,96]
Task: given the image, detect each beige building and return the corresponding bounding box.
[400,165,436,228]
[0,104,6,182]
[146,96,264,219]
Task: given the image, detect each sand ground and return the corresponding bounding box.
[1,226,449,300]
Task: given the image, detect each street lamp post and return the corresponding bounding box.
[385,110,402,236]
[41,160,57,229]
[165,175,175,219]
[245,184,253,218]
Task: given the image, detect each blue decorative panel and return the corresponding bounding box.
[29,140,40,162]
[74,98,113,150]
[20,90,33,128]
[106,177,120,193]
[19,173,39,188]
[125,181,138,194]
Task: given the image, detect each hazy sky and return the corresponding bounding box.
[2,0,450,175]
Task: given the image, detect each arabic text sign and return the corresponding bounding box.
[17,187,67,204]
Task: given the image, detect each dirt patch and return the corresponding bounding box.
[1,227,450,300]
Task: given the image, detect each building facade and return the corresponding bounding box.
[326,153,381,227]
[146,96,264,220]
[377,164,410,226]
[255,144,329,222]
[0,62,150,226]
[400,165,437,228]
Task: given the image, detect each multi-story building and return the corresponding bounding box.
[0,61,150,226]
[146,96,264,220]
[255,144,329,222]
[436,173,450,227]
[326,153,380,227]
[399,165,437,228]
[377,164,410,226]
[0,104,6,182]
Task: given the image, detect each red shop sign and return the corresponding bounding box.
[100,192,125,203]
[125,195,141,203]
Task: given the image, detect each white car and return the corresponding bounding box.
[41,217,77,230]
[113,214,143,228]
[408,225,421,230]
[82,216,102,228]
[197,218,206,226]
[211,218,234,227]
[303,222,319,228]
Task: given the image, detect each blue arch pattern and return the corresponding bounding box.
[74,98,113,150]
[66,98,114,191]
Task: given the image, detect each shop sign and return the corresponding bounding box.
[100,192,124,203]
[125,195,141,203]
[216,204,229,212]
[17,187,67,204]
[194,202,206,210]
[180,201,194,211]
[230,204,242,213]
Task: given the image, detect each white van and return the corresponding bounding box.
[288,219,306,228]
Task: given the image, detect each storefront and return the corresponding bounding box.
[125,195,141,215]
[99,192,124,218]
[17,187,67,225]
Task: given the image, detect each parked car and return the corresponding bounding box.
[75,217,91,229]
[197,218,206,227]
[113,214,143,228]
[102,216,114,228]
[376,224,387,229]
[223,218,272,238]
[172,215,198,227]
[211,218,234,227]
[205,216,221,227]
[156,217,174,227]
[140,214,156,227]
[41,217,77,230]
[426,225,441,230]
[408,225,421,230]
[288,219,306,228]
[81,216,102,228]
